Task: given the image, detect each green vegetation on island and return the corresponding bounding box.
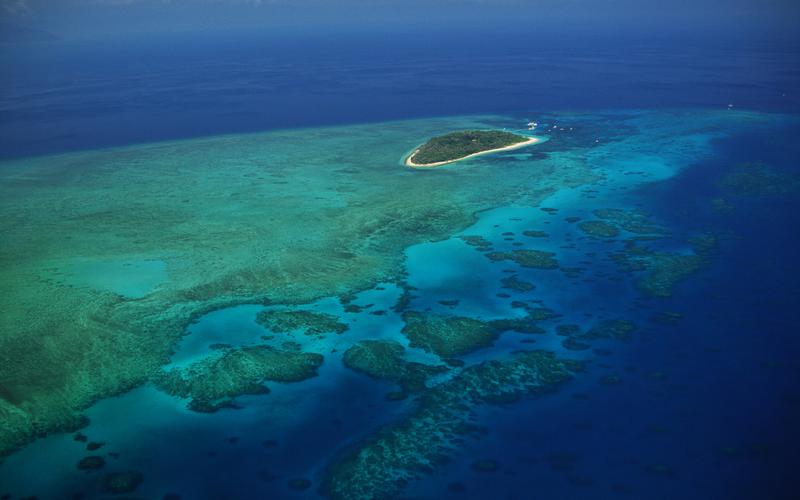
[408,130,532,166]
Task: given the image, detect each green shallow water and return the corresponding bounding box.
[62,259,168,299]
[0,109,779,460]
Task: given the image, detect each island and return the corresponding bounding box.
[405,130,539,168]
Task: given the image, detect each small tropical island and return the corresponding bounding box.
[405,130,539,168]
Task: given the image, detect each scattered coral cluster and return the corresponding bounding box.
[719,162,800,197]
[577,220,620,238]
[611,238,713,298]
[342,340,449,399]
[593,208,666,235]
[401,309,553,359]
[322,350,581,500]
[155,346,323,412]
[255,310,348,337]
[556,319,637,351]
[486,249,559,269]
[401,312,500,357]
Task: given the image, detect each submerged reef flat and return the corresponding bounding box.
[719,162,800,197]
[322,350,581,500]
[577,220,620,238]
[593,208,665,235]
[342,340,448,397]
[0,114,601,456]
[611,237,714,298]
[255,309,348,336]
[402,312,499,357]
[486,249,559,269]
[584,319,637,341]
[556,319,637,350]
[500,274,536,292]
[402,311,551,358]
[0,110,765,456]
[406,130,536,168]
[154,346,323,412]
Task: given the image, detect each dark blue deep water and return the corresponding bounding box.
[2,31,799,159]
[1,29,799,500]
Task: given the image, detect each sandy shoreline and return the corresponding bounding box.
[404,136,540,168]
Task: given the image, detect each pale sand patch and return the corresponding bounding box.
[405,136,540,168]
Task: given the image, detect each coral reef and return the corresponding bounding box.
[103,470,144,494]
[522,230,548,238]
[611,236,714,298]
[577,220,619,238]
[402,312,499,357]
[460,235,493,251]
[154,346,323,411]
[649,311,683,326]
[593,208,665,235]
[584,319,637,341]
[77,456,105,471]
[471,459,500,472]
[710,197,735,214]
[255,310,347,337]
[342,340,448,397]
[500,275,536,292]
[486,250,559,269]
[322,350,581,500]
[556,324,582,337]
[402,309,552,358]
[719,163,800,197]
[556,319,636,349]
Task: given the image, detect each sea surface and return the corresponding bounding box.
[0,31,799,500]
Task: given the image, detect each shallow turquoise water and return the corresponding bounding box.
[63,259,167,299]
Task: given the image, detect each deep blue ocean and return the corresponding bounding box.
[2,30,799,159]
[1,29,799,500]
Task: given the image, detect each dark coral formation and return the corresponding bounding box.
[490,316,546,335]
[710,197,735,214]
[154,346,323,411]
[460,235,493,251]
[522,230,548,238]
[500,275,536,292]
[402,310,552,358]
[556,319,636,350]
[255,309,347,336]
[719,162,800,197]
[342,340,448,397]
[584,319,637,341]
[593,208,665,235]
[611,235,715,298]
[471,459,500,472]
[322,351,581,500]
[556,324,582,337]
[103,470,144,494]
[639,254,703,298]
[402,312,499,357]
[77,455,105,471]
[649,311,683,326]
[486,249,559,269]
[577,220,619,238]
